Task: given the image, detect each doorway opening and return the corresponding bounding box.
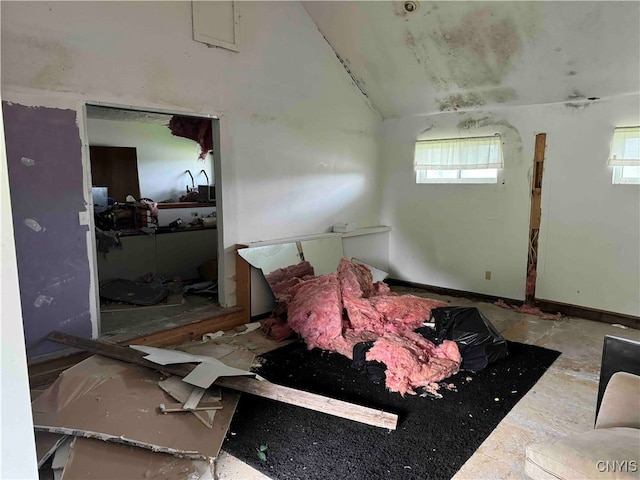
[84,104,225,340]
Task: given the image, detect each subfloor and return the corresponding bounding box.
[214,286,640,480]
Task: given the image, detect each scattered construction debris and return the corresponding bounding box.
[35,324,399,479]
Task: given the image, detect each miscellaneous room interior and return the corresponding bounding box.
[1,1,639,479]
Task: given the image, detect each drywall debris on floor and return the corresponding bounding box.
[158,376,222,428]
[35,431,69,468]
[35,326,397,478]
[202,322,294,355]
[59,437,214,480]
[51,436,73,480]
[32,339,256,478]
[129,344,256,388]
[32,355,232,459]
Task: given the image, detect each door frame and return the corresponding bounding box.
[78,101,224,338]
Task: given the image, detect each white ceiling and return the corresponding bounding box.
[303,1,640,119]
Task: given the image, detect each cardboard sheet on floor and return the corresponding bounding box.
[129,344,255,389]
[31,355,242,459]
[61,437,213,480]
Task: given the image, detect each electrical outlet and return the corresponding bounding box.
[485,271,492,280]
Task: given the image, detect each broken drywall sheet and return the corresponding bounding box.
[183,386,207,410]
[128,345,202,366]
[223,322,261,337]
[31,355,236,459]
[51,436,74,480]
[158,376,221,428]
[60,437,213,480]
[159,402,222,413]
[35,431,69,467]
[129,345,255,389]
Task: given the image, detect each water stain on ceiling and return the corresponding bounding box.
[302,1,639,118]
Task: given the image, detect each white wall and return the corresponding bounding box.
[86,118,214,203]
[1,1,382,307]
[0,100,38,478]
[381,95,640,317]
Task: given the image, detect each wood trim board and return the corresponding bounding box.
[386,278,640,329]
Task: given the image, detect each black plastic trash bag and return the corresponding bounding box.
[351,341,386,384]
[430,306,509,372]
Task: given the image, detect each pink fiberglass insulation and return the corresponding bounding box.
[494,299,561,320]
[338,258,375,298]
[265,261,315,285]
[260,316,295,342]
[374,281,392,296]
[366,332,461,395]
[283,259,460,395]
[342,293,388,336]
[269,275,315,299]
[286,273,343,351]
[370,295,448,331]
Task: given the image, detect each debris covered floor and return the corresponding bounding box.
[216,286,640,480]
[32,286,640,480]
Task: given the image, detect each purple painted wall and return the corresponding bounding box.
[3,102,92,357]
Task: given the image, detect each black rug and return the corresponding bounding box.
[224,341,560,480]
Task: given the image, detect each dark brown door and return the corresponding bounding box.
[90,146,140,203]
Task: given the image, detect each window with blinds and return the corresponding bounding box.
[608,127,640,185]
[414,135,503,184]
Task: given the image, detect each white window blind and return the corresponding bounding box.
[607,127,640,167]
[414,135,503,171]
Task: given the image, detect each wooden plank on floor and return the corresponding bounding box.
[215,376,398,430]
[48,331,398,430]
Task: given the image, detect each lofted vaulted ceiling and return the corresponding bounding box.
[303,1,640,119]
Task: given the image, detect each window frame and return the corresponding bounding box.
[612,165,640,185]
[414,134,503,185]
[608,126,640,185]
[417,168,499,184]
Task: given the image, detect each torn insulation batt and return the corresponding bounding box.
[283,259,461,395]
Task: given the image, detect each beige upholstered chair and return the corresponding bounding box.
[525,371,640,479]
